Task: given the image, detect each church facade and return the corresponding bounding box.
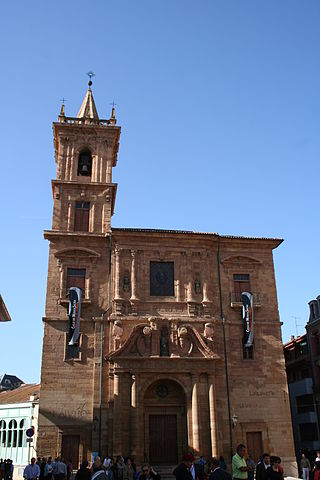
[38,83,296,473]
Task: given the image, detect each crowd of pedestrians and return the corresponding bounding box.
[172,444,286,480]
[0,459,14,480]
[21,456,160,480]
[7,443,320,480]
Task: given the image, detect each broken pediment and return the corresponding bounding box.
[107,320,217,360]
[221,254,262,265]
[55,247,101,259]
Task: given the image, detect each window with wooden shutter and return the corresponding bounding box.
[74,201,90,232]
[66,268,86,294]
[233,274,250,302]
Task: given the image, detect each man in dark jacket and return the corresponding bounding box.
[256,454,271,480]
[209,458,231,480]
[173,454,195,480]
[139,465,160,480]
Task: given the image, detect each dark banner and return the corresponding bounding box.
[242,291,254,347]
[68,287,81,346]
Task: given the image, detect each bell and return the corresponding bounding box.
[80,164,89,175]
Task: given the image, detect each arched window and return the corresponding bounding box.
[18,419,25,447]
[8,419,17,447]
[77,150,92,177]
[0,420,6,447]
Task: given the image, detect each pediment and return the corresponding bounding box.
[107,321,218,361]
[221,254,262,265]
[55,247,100,259]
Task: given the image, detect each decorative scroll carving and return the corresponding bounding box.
[107,320,218,360]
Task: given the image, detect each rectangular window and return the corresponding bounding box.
[299,423,318,441]
[150,262,174,296]
[243,345,254,360]
[296,394,315,414]
[66,268,86,294]
[233,274,250,302]
[74,201,90,232]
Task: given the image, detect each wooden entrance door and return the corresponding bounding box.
[149,415,178,464]
[246,432,263,462]
[61,434,80,468]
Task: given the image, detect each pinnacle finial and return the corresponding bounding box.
[109,101,117,125]
[59,98,66,122]
[86,71,95,89]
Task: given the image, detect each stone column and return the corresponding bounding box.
[130,375,139,456]
[106,143,113,183]
[113,373,122,456]
[208,375,217,457]
[65,144,71,181]
[130,250,138,301]
[57,139,66,180]
[114,247,121,300]
[67,201,72,231]
[192,374,200,453]
[70,146,75,180]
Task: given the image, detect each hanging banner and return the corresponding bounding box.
[242,291,254,347]
[68,287,81,346]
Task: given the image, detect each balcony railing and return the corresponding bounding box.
[230,292,261,307]
[58,116,113,127]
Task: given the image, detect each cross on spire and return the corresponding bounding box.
[86,71,95,89]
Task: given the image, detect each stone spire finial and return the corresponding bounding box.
[77,72,99,121]
[109,102,117,126]
[58,98,66,123]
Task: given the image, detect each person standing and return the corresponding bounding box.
[301,454,311,480]
[54,457,67,480]
[24,458,41,480]
[209,458,232,480]
[265,457,282,480]
[255,454,270,480]
[91,457,107,480]
[246,456,255,480]
[123,458,134,480]
[44,458,54,480]
[75,461,91,480]
[173,454,195,480]
[232,445,248,480]
[138,465,161,480]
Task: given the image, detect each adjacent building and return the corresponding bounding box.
[0,384,40,479]
[284,334,319,457]
[0,375,24,392]
[284,295,320,460]
[38,81,296,473]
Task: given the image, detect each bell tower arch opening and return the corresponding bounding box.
[77,149,92,177]
[143,379,187,465]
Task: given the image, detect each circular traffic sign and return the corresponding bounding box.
[26,427,34,438]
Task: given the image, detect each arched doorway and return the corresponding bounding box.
[144,379,187,464]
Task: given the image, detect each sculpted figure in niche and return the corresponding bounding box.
[137,326,152,357]
[112,320,123,350]
[204,323,214,341]
[178,327,193,356]
[194,278,201,294]
[160,326,170,357]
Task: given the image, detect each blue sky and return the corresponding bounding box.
[1,0,319,383]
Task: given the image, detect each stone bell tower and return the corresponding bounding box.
[38,78,121,461]
[52,79,120,234]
